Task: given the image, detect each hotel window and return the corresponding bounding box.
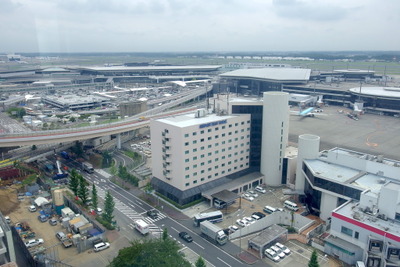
[201,154,205,158]
[184,134,189,138]
[208,167,212,171]
[215,173,219,176]
[201,162,205,166]
[200,130,204,134]
[215,135,219,138]
[229,124,232,128]
[208,152,212,156]
[215,166,218,169]
[222,155,225,159]
[208,175,212,179]
[185,183,189,186]
[201,146,205,150]
[193,172,197,176]
[208,145,212,148]
[235,123,238,126]
[193,164,197,168]
[201,170,205,173]
[215,143,219,147]
[185,142,189,146]
[193,180,197,184]
[354,231,359,239]
[185,150,189,154]
[228,132,232,136]
[215,127,219,131]
[193,140,197,144]
[193,156,197,160]
[193,148,197,152]
[185,167,189,171]
[222,126,225,129]
[193,132,197,136]
[247,120,250,123]
[235,130,238,134]
[185,175,189,179]
[200,138,204,142]
[222,133,225,137]
[185,159,189,162]
[208,160,212,164]
[208,129,212,132]
[222,141,226,144]
[241,121,244,125]
[341,226,353,237]
[201,178,205,181]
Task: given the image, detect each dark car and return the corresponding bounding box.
[147,210,159,219]
[179,232,193,243]
[252,211,266,219]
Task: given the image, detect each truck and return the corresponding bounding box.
[53,160,68,180]
[200,220,228,245]
[134,219,149,235]
[56,231,73,248]
[82,162,94,173]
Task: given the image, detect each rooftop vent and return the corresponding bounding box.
[378,178,386,184]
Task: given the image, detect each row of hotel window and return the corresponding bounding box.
[184,150,249,162]
[183,122,251,137]
[184,134,250,146]
[185,142,250,154]
[185,157,249,173]
[184,163,249,187]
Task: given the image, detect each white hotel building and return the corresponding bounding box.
[151,111,251,205]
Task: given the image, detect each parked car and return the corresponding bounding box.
[236,219,246,227]
[49,219,57,226]
[251,214,261,221]
[242,193,254,202]
[248,190,258,198]
[38,215,48,223]
[25,238,44,248]
[28,205,37,212]
[94,242,110,252]
[229,225,239,232]
[252,211,266,218]
[179,232,193,243]
[271,245,286,259]
[275,242,291,255]
[243,217,255,224]
[255,186,267,194]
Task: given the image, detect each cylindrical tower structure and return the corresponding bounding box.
[295,134,320,192]
[260,92,289,186]
[53,189,65,215]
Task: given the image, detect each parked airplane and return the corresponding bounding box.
[290,106,326,118]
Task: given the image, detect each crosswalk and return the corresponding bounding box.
[96,187,165,235]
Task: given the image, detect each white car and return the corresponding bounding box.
[243,217,255,224]
[265,248,280,262]
[275,242,291,255]
[251,214,261,221]
[271,245,286,259]
[229,225,239,232]
[242,194,254,201]
[25,238,44,248]
[255,186,267,194]
[248,190,258,198]
[236,219,246,227]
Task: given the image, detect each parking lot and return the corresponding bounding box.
[185,186,339,266]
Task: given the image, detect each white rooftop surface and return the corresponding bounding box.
[349,87,400,98]
[351,173,388,194]
[82,65,222,71]
[304,159,360,183]
[334,69,375,73]
[157,113,243,128]
[220,68,311,81]
[335,198,400,238]
[44,94,108,104]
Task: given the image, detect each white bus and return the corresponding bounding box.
[193,211,223,227]
[284,200,299,211]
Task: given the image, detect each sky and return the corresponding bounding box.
[0,0,399,53]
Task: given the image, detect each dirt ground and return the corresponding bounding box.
[0,185,22,215]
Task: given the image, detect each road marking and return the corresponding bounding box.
[217,257,231,267]
[171,227,178,232]
[193,241,204,249]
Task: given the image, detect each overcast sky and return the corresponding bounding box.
[1,0,399,53]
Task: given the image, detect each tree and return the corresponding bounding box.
[195,256,206,267]
[102,191,115,225]
[71,141,84,158]
[102,151,112,168]
[108,238,191,267]
[308,250,319,267]
[91,184,98,210]
[162,228,168,241]
[110,165,117,176]
[69,169,80,197]
[78,175,89,204]
[31,145,37,151]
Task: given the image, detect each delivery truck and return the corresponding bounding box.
[134,219,149,235]
[200,220,228,245]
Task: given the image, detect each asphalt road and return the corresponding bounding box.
[63,163,270,267]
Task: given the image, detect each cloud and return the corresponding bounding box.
[0,0,21,13]
[272,0,348,21]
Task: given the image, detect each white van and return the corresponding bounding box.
[284,200,299,211]
[265,248,280,262]
[263,206,277,214]
[94,242,110,252]
[356,261,366,267]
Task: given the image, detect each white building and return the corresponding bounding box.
[151,110,251,205]
[327,183,400,267]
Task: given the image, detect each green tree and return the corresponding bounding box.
[78,175,89,204]
[71,141,84,158]
[145,182,153,195]
[31,145,37,151]
[91,184,98,210]
[108,238,191,267]
[102,151,112,168]
[69,169,80,197]
[110,165,117,176]
[308,250,319,267]
[195,256,206,267]
[102,191,115,225]
[162,228,168,241]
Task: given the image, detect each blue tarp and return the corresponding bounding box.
[87,228,101,236]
